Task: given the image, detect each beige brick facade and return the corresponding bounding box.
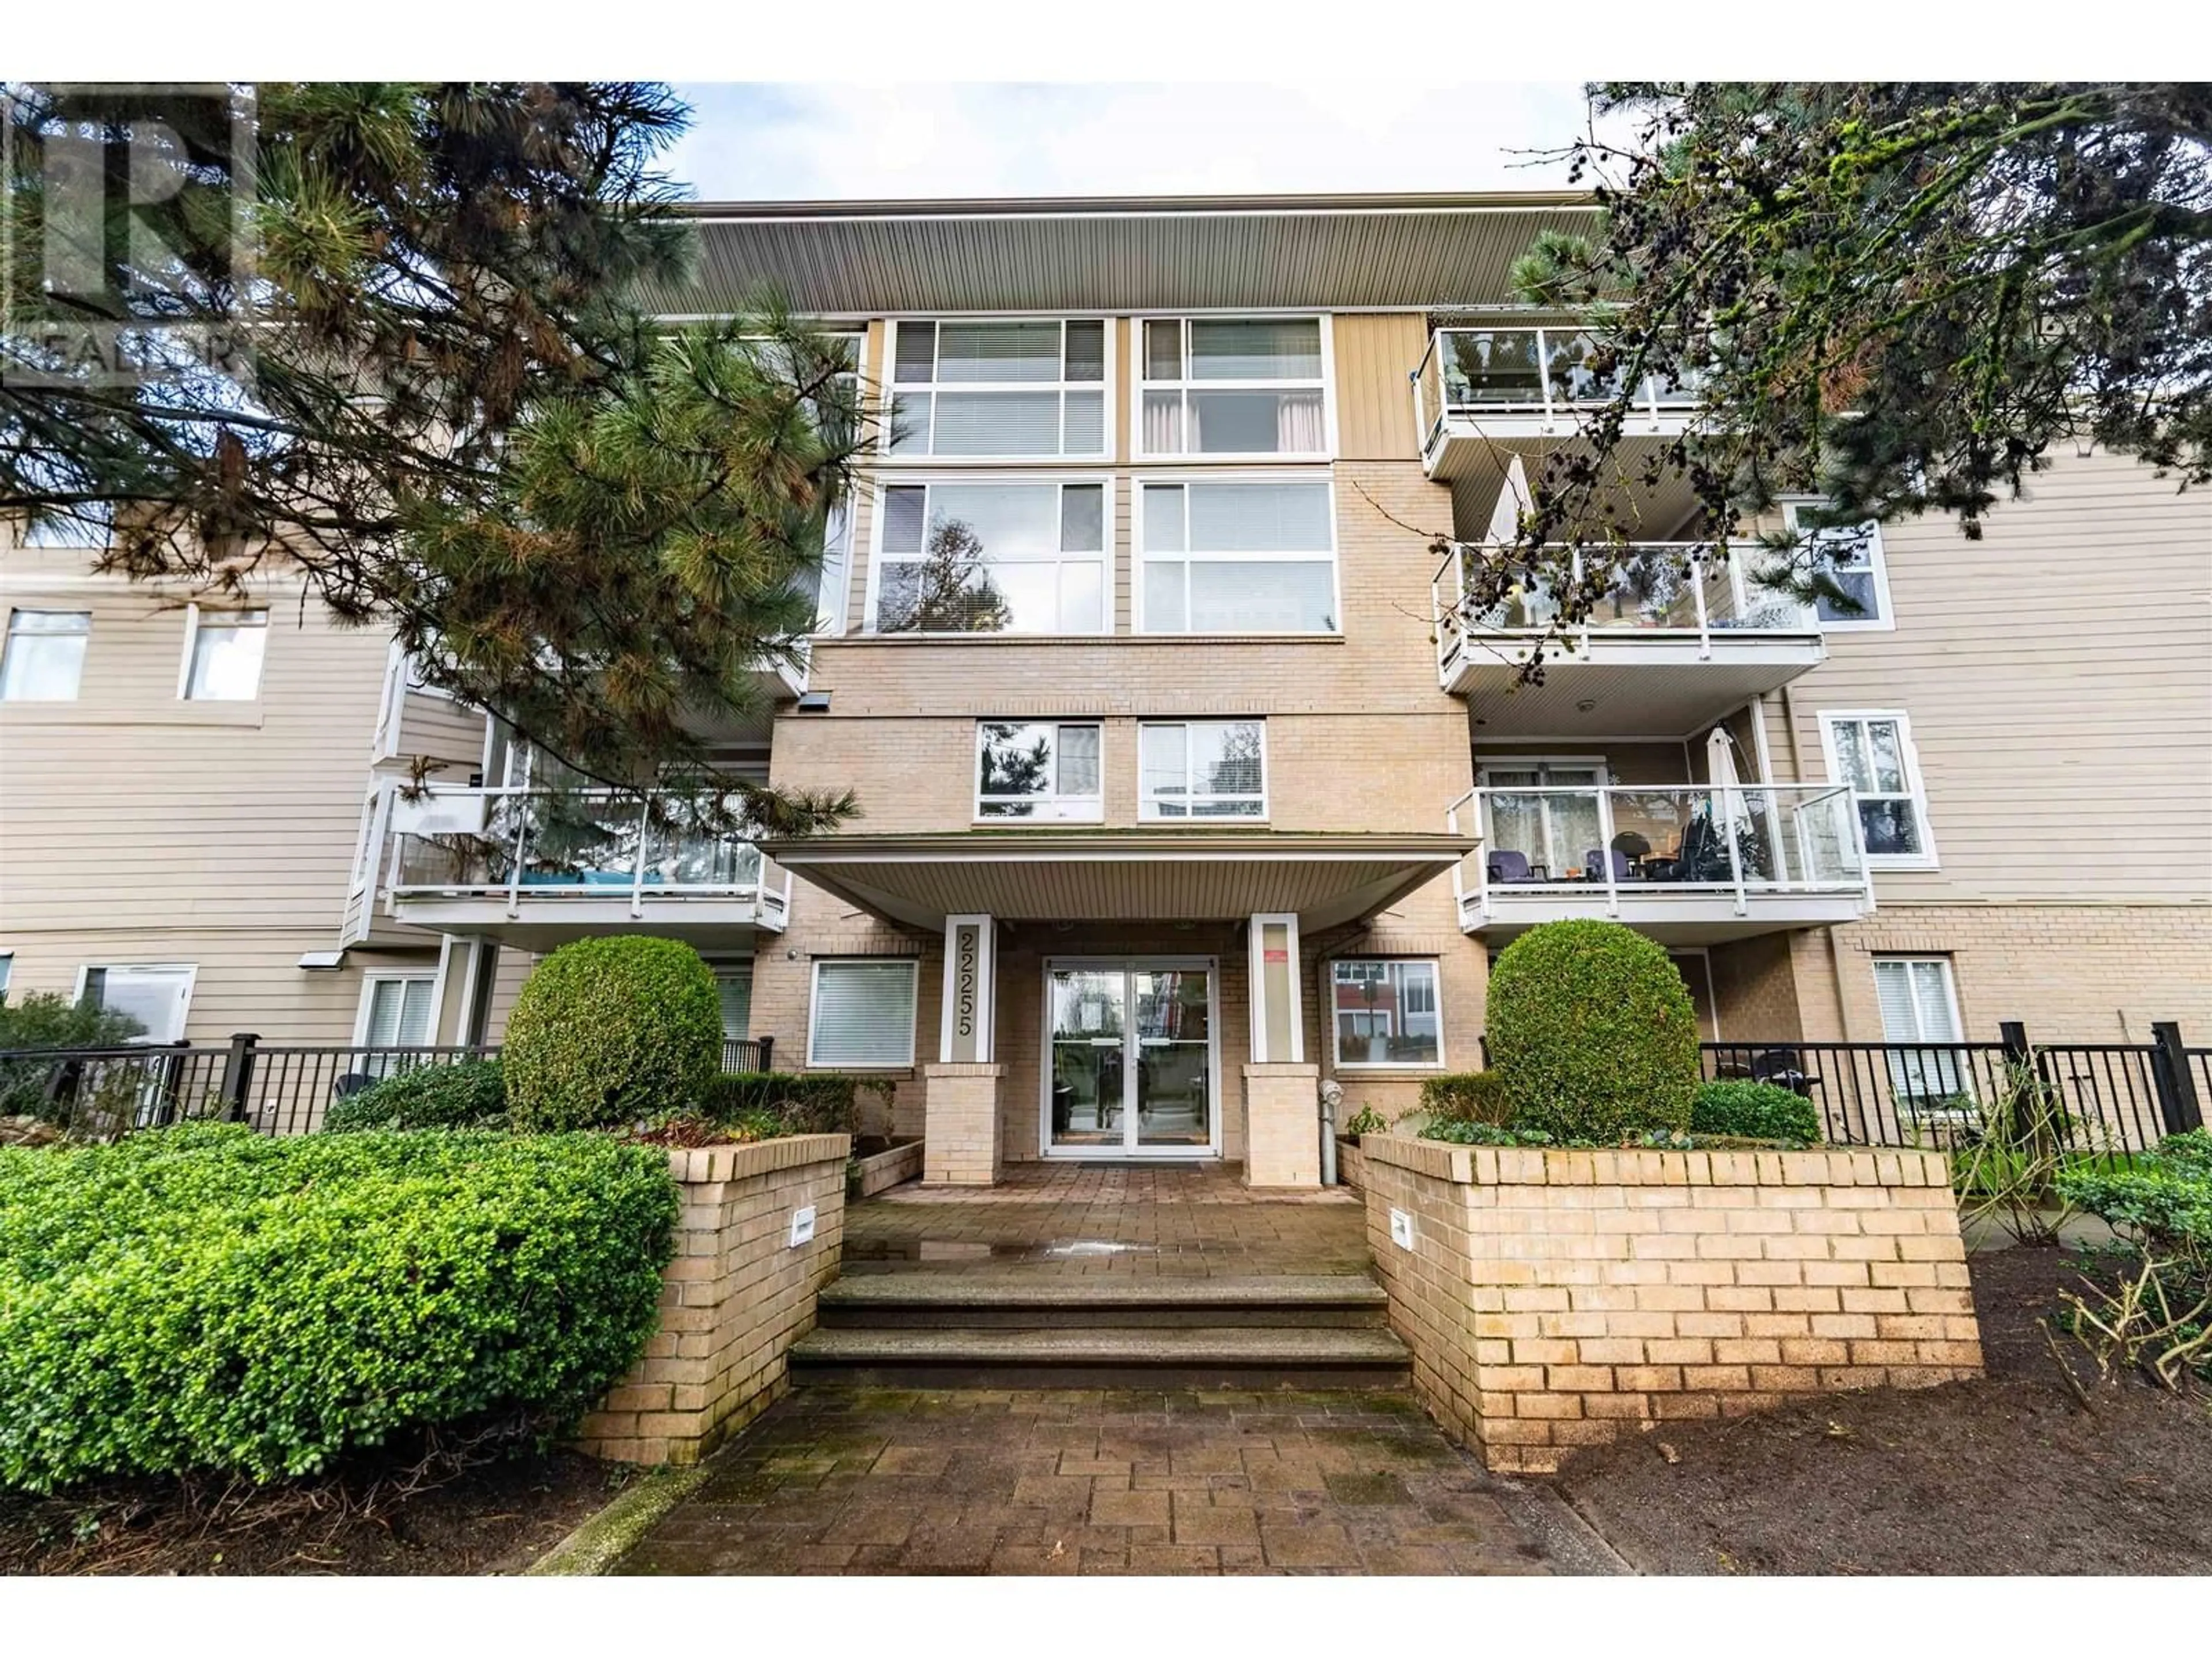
[574,1135,849,1467]
[1241,1063,1323,1188]
[1358,1134,1984,1473]
[921,1063,1003,1185]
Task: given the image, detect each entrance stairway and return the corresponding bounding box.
[791,1274,1411,1389]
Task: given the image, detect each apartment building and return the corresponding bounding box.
[3,192,2206,1181]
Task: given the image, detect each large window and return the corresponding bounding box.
[873,479,1108,634]
[976,721,1103,821]
[1783,504,1891,629]
[1138,478,1336,634]
[1139,721,1266,820]
[808,959,919,1067]
[1,609,90,701]
[181,607,267,700]
[888,320,1107,459]
[78,964,196,1044]
[1820,710,1936,868]
[1138,317,1328,457]
[1331,959,1442,1068]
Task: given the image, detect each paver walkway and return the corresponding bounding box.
[614,1385,1558,1575]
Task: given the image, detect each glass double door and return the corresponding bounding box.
[1046,961,1214,1156]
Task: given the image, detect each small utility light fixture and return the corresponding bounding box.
[796,691,831,713]
[297,950,346,971]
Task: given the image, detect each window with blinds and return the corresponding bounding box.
[359,975,435,1047]
[888,320,1108,458]
[1873,957,1966,1104]
[874,479,1109,634]
[1138,478,1337,633]
[714,968,754,1041]
[1138,317,1328,456]
[808,960,919,1067]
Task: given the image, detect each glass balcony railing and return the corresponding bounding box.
[1412,325,1704,454]
[1445,783,1869,916]
[387,786,782,921]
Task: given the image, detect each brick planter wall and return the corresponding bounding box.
[576,1133,849,1467]
[850,1137,924,1197]
[1358,1134,1984,1474]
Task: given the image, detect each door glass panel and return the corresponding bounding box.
[1132,969,1211,1147]
[1048,969,1125,1149]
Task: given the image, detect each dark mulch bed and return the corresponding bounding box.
[1551,1245,2212,1575]
[0,1450,631,1577]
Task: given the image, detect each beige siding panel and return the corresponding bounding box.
[1761,450,2212,904]
[1332,313,1427,461]
[396,690,489,775]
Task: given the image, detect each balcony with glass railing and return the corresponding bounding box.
[1444,783,1873,941]
[1431,540,1825,736]
[384,785,789,949]
[1411,325,1703,480]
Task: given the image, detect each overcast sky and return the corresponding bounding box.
[665,84,1605,202]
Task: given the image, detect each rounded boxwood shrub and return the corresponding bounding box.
[503,937,722,1131]
[0,1123,678,1492]
[1691,1079,1821,1143]
[323,1059,508,1134]
[1486,919,1699,1141]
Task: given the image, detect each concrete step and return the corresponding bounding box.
[789,1324,1412,1389]
[817,1272,1390,1330]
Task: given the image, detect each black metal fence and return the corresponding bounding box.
[1700,1020,2203,1156]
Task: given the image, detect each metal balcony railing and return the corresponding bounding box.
[386,785,790,924]
[1412,325,1703,457]
[1444,782,1872,924]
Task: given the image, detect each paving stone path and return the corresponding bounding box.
[615,1385,1559,1575]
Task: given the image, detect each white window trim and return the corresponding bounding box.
[806,956,920,1070]
[1818,708,1940,871]
[1,607,92,702]
[1872,955,1966,1043]
[1130,314,1337,463]
[177,602,268,702]
[1781,502,1894,632]
[862,471,1116,638]
[881,317,1113,464]
[72,962,199,1044]
[1328,956,1448,1071]
[973,719,1106,824]
[1138,719,1270,824]
[1132,470,1342,638]
[351,968,441,1048]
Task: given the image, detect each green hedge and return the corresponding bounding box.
[1486,919,1699,1141]
[1691,1080,1821,1143]
[0,991,148,1123]
[323,1060,508,1134]
[1419,1071,1512,1127]
[0,1124,677,1493]
[701,1072,858,1137]
[503,937,722,1131]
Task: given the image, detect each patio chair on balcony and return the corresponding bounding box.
[1583,848,1633,882]
[1487,850,1540,885]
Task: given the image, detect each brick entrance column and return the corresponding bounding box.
[1244,1062,1322,1188]
[922,1063,1004,1184]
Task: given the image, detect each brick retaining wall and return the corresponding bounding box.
[1358,1134,1984,1473]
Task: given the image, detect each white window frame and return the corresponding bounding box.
[882,317,1112,463]
[1131,314,1336,461]
[1,607,92,702]
[1138,719,1269,823]
[351,969,440,1049]
[73,962,198,1044]
[1782,502,1893,632]
[863,472,1114,637]
[1132,471,1342,637]
[1328,956,1446,1071]
[1872,955,1969,1107]
[0,952,13,996]
[974,719,1105,823]
[1819,709,1939,871]
[806,957,920,1069]
[177,603,269,701]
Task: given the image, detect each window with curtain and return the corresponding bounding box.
[1139,721,1266,819]
[1138,479,1336,634]
[1139,317,1327,456]
[1,609,90,700]
[888,320,1107,457]
[809,960,919,1066]
[975,721,1103,820]
[1331,959,1443,1067]
[183,608,268,700]
[874,480,1108,634]
[1873,957,1965,1104]
[1821,711,1933,865]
